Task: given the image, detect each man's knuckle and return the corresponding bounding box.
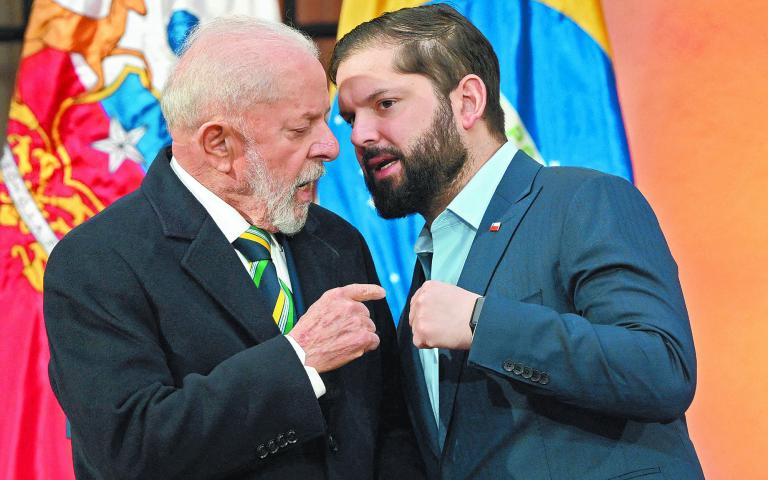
[342,302,358,316]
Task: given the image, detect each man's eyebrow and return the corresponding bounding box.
[300,106,332,120]
[366,89,391,102]
[337,89,394,118]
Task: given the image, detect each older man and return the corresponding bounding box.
[331,4,703,480]
[44,16,421,479]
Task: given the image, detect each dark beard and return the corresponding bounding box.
[361,99,468,219]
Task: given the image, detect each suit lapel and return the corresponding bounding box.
[439,150,543,450]
[182,217,281,342]
[399,263,440,460]
[457,150,543,297]
[142,148,280,343]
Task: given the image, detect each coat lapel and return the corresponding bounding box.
[181,216,281,342]
[439,150,543,450]
[142,148,280,343]
[457,150,543,298]
[399,263,440,460]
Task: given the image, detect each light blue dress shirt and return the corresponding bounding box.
[414,141,517,428]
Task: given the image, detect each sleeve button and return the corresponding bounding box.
[277,433,288,448]
[513,363,524,375]
[530,369,541,382]
[522,366,533,379]
[267,440,278,453]
[257,444,269,459]
[503,360,515,372]
[286,429,298,444]
[539,373,550,385]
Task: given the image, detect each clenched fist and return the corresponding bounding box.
[289,283,384,372]
[409,280,480,350]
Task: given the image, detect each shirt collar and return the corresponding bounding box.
[170,157,254,243]
[414,227,433,256]
[414,141,517,255]
[446,141,516,230]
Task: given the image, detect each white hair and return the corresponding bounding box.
[161,16,319,133]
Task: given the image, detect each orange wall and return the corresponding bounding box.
[602,1,768,477]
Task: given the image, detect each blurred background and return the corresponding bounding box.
[2,1,766,478]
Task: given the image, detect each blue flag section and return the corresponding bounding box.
[320,0,632,320]
[449,0,632,179]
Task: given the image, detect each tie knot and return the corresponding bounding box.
[233,226,272,262]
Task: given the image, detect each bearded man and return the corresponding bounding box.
[43,16,422,479]
[331,4,703,480]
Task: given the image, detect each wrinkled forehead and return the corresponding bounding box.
[255,61,331,117]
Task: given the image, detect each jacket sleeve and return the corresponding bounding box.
[467,174,697,422]
[44,234,326,479]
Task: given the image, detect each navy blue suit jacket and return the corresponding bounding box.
[399,150,703,479]
[44,149,421,479]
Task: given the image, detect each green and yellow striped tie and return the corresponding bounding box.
[233,226,295,334]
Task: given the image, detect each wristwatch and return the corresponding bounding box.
[469,296,485,334]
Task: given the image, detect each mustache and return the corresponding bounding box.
[293,162,325,188]
[362,145,404,166]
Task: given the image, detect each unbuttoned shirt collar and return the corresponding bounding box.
[414,141,518,261]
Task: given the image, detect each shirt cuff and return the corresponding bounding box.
[285,334,326,398]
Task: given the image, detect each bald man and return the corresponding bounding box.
[44,16,422,480]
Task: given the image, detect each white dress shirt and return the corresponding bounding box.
[170,157,325,398]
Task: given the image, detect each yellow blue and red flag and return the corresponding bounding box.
[319,0,632,318]
[0,2,279,478]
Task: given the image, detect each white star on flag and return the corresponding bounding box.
[91,118,146,173]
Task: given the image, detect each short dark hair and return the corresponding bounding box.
[330,3,506,143]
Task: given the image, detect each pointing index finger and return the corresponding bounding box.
[340,283,386,302]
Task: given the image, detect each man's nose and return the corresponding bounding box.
[350,114,380,149]
[310,122,340,162]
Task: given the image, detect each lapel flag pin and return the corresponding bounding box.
[489,222,501,232]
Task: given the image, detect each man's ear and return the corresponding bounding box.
[194,121,241,173]
[452,74,487,131]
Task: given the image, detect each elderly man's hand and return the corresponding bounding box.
[289,283,384,372]
[409,280,480,350]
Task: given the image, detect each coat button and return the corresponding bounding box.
[530,369,541,382]
[277,433,288,448]
[522,366,533,379]
[503,360,514,372]
[539,373,550,385]
[256,444,268,459]
[328,433,339,453]
[513,363,524,375]
[286,429,298,444]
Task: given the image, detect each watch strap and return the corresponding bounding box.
[469,296,485,334]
